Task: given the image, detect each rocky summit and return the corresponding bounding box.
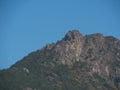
[0,30,120,90]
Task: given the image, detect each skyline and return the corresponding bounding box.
[0,0,120,69]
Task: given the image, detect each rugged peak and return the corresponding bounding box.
[54,30,83,65]
[63,30,82,41]
[0,29,120,90]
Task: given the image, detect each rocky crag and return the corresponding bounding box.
[0,30,120,90]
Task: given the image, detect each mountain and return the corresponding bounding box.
[0,30,120,90]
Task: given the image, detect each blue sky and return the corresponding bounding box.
[0,0,120,69]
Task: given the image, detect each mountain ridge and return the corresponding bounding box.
[0,30,120,90]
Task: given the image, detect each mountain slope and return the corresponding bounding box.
[0,30,120,90]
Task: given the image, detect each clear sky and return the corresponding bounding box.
[0,0,120,69]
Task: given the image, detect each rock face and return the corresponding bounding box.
[54,30,83,65]
[0,30,120,90]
